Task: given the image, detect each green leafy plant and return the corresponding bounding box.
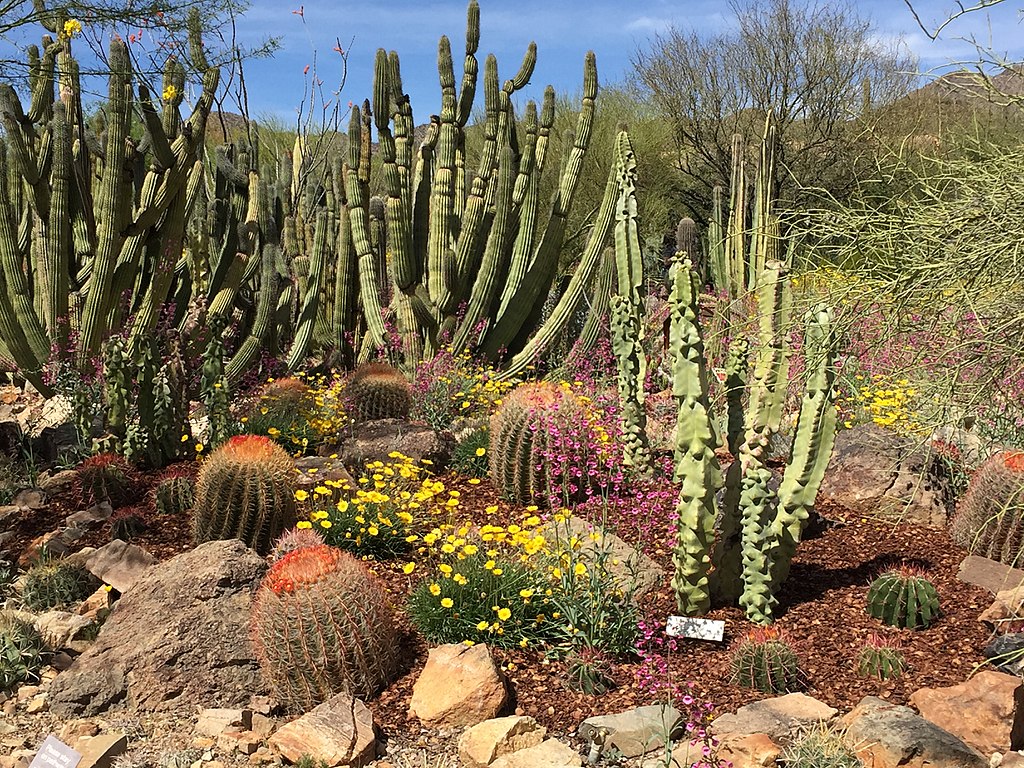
[407,549,549,649]
[731,626,802,693]
[452,427,490,478]
[21,559,98,611]
[192,435,297,555]
[866,566,940,630]
[856,632,907,680]
[243,377,321,454]
[250,544,401,713]
[0,611,48,692]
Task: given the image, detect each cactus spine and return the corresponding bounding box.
[192,435,297,555]
[249,544,401,712]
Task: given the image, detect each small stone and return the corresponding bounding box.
[85,540,157,593]
[249,713,276,739]
[269,693,376,768]
[75,732,128,768]
[579,705,683,758]
[711,694,838,742]
[51,652,75,671]
[17,685,39,701]
[26,695,48,713]
[196,708,251,737]
[408,643,508,728]
[459,716,547,768]
[66,502,114,531]
[190,738,215,750]
[489,738,582,768]
[909,671,1024,755]
[14,489,45,510]
[60,720,100,741]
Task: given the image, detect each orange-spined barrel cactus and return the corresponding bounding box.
[489,382,599,507]
[951,450,1024,567]
[192,435,297,554]
[249,544,400,713]
[344,362,412,423]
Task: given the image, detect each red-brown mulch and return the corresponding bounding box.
[2,465,996,739]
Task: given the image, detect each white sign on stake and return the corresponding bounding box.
[29,735,82,768]
[665,615,725,642]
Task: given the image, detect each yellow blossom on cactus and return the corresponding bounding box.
[440,597,454,608]
[295,489,309,502]
[162,84,179,101]
[62,18,82,38]
[429,583,441,596]
[402,562,415,574]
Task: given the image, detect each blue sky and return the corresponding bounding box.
[228,0,1024,124]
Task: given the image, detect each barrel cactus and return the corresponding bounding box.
[857,632,906,680]
[192,435,297,555]
[21,560,98,611]
[0,611,48,692]
[951,450,1024,567]
[866,567,940,630]
[488,382,600,506]
[344,363,413,423]
[249,544,401,712]
[74,453,140,508]
[730,626,801,693]
[268,526,326,564]
[154,476,195,517]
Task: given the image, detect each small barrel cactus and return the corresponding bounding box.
[489,382,599,507]
[951,451,1024,567]
[154,476,195,516]
[192,435,297,555]
[730,626,802,693]
[74,452,139,508]
[0,611,48,692]
[344,363,413,423]
[856,632,906,680]
[269,526,326,564]
[866,567,940,630]
[21,559,98,611]
[249,544,401,712]
[109,509,147,542]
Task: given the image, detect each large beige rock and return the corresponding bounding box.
[458,715,546,768]
[73,732,127,768]
[408,643,507,728]
[910,671,1024,756]
[489,738,581,768]
[85,540,157,593]
[711,693,837,741]
[843,696,987,768]
[269,693,375,768]
[959,556,1024,596]
[980,585,1024,626]
[644,733,780,768]
[48,540,267,716]
[579,705,682,758]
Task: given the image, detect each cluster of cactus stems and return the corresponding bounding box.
[668,248,839,623]
[707,115,783,301]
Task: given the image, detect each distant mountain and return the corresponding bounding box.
[906,67,1024,109]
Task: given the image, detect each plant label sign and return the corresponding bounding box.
[666,615,725,642]
[29,736,81,768]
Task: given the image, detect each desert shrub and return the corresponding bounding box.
[451,427,490,478]
[411,350,514,432]
[0,611,48,692]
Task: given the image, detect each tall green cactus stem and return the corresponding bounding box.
[201,318,232,448]
[287,209,330,370]
[725,134,746,302]
[249,544,401,712]
[192,435,297,554]
[668,255,722,615]
[724,337,750,456]
[770,305,838,586]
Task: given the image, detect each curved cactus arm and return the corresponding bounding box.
[226,246,278,385]
[137,83,174,172]
[0,85,50,221]
[27,40,57,124]
[481,51,597,360]
[668,255,722,616]
[455,0,480,127]
[769,304,839,586]
[561,246,615,372]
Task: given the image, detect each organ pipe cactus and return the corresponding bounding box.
[668,254,839,623]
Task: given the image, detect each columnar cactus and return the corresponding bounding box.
[249,544,401,712]
[951,451,1024,566]
[489,382,597,507]
[345,362,413,423]
[866,567,940,630]
[192,435,297,554]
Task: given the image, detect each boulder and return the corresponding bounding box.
[818,424,955,526]
[711,693,837,742]
[843,696,987,768]
[84,540,157,593]
[579,705,682,758]
[408,643,507,728]
[980,585,1024,627]
[959,556,1024,596]
[268,693,375,768]
[561,517,663,599]
[986,635,1024,676]
[48,539,267,716]
[489,739,581,768]
[33,611,96,650]
[65,503,113,531]
[330,419,454,471]
[458,715,547,768]
[73,732,127,768]
[910,671,1024,755]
